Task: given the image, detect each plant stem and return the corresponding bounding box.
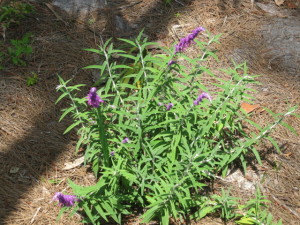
[103,48,124,105]
[96,107,110,168]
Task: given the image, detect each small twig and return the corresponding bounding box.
[222,15,228,26]
[45,3,68,26]
[259,183,300,220]
[269,192,300,220]
[30,207,41,224]
[174,0,185,6]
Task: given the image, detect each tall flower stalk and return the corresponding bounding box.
[87,87,110,169]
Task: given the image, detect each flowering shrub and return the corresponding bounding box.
[55,29,296,224]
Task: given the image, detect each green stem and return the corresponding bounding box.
[96,107,110,168]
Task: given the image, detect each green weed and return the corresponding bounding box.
[8,33,32,66]
[26,72,38,86]
[0,1,35,30]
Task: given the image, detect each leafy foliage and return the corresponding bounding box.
[8,32,32,66]
[26,72,38,86]
[56,30,297,224]
[0,1,35,30]
[236,187,283,225]
[212,189,240,222]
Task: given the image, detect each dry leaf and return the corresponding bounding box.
[274,0,285,6]
[240,102,260,114]
[62,156,84,170]
[283,152,292,157]
[9,166,19,174]
[286,1,297,9]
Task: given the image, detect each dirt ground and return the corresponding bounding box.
[0,0,300,224]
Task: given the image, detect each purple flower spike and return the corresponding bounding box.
[122,137,129,144]
[110,151,115,156]
[194,92,212,105]
[198,92,212,102]
[165,103,174,111]
[52,192,79,207]
[174,27,205,54]
[86,87,104,108]
[168,60,176,66]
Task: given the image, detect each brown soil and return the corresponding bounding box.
[0,0,300,224]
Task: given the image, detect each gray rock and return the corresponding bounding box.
[232,14,300,76]
[52,0,106,15]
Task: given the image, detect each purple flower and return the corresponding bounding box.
[158,102,163,106]
[165,103,174,111]
[52,192,79,207]
[193,100,199,106]
[174,27,205,53]
[194,92,212,105]
[168,60,176,66]
[86,87,104,108]
[122,137,129,144]
[110,151,115,156]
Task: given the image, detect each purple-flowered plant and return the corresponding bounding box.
[174,27,205,54]
[194,92,212,105]
[165,103,174,111]
[110,151,115,156]
[86,87,104,108]
[122,137,129,144]
[52,192,79,207]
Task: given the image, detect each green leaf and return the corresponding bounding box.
[83,65,105,70]
[141,204,161,223]
[59,106,75,122]
[102,201,120,223]
[82,202,95,223]
[63,121,81,134]
[161,208,169,225]
[56,207,69,222]
[118,38,137,47]
[76,133,87,153]
[251,147,262,165]
[118,53,137,61]
[265,136,280,153]
[84,48,102,54]
[68,179,106,195]
[196,206,215,219]
[92,200,108,222]
[55,92,68,104]
[120,170,137,183]
[281,122,298,135]
[112,64,132,70]
[235,216,256,225]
